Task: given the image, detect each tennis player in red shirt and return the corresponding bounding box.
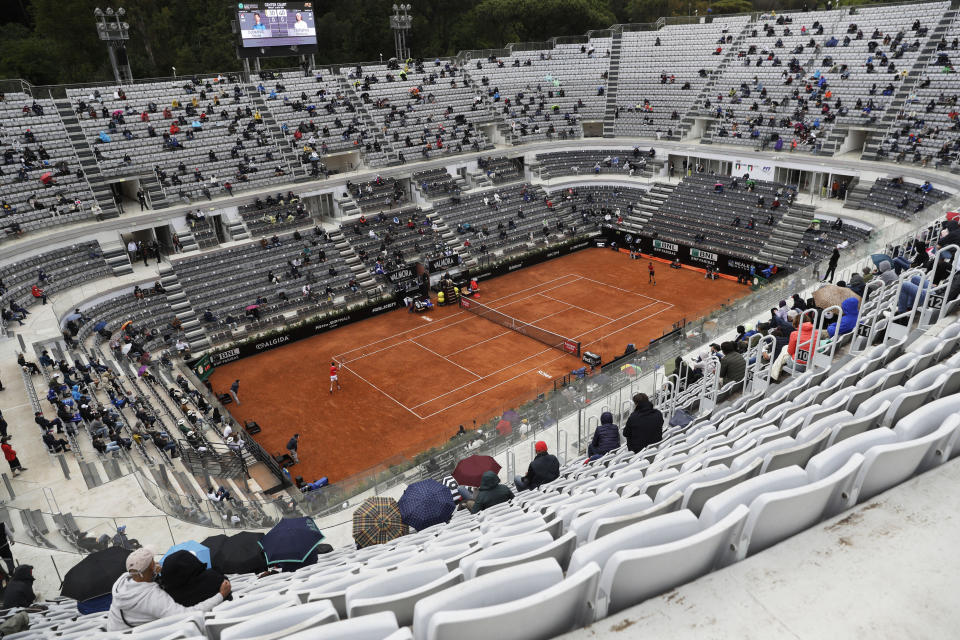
[329,360,342,393]
[648,262,656,285]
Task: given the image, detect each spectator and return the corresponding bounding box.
[286,433,299,464]
[159,550,230,607]
[876,259,897,286]
[823,247,840,282]
[827,297,860,336]
[0,522,15,576]
[623,393,663,453]
[587,411,621,460]
[514,441,559,491]
[1,437,26,476]
[107,548,230,631]
[466,471,513,513]
[31,284,47,305]
[2,565,36,609]
[42,430,71,453]
[718,341,746,392]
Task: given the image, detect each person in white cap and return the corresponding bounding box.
[107,547,230,630]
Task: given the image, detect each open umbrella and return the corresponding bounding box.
[245,304,260,311]
[352,497,406,549]
[398,479,455,531]
[201,531,266,574]
[120,320,133,331]
[40,172,52,185]
[93,320,108,332]
[61,546,131,610]
[161,540,210,568]
[871,253,893,268]
[452,455,501,487]
[259,517,325,571]
[813,284,859,309]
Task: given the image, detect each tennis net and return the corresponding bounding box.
[459,297,581,358]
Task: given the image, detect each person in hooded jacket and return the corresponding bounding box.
[623,393,663,453]
[107,547,230,631]
[827,296,859,337]
[791,294,807,311]
[2,565,35,609]
[876,260,898,286]
[159,550,229,607]
[847,272,866,299]
[469,470,513,513]
[588,411,621,460]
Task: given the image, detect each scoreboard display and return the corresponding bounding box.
[237,1,317,49]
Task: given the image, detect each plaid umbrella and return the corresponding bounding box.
[398,479,455,531]
[452,455,501,487]
[352,497,406,549]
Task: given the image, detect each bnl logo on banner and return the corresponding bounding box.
[690,248,718,264]
[652,239,678,255]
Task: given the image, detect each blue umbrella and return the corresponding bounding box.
[162,540,211,568]
[398,479,456,531]
[871,253,893,268]
[93,320,108,332]
[259,517,325,570]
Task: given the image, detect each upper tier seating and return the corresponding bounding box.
[0,93,98,234]
[616,18,751,139]
[354,59,494,161]
[68,77,287,201]
[469,40,612,142]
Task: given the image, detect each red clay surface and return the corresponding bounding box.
[211,248,747,483]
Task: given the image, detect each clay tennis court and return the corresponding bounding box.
[210,248,747,483]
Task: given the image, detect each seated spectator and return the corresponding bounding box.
[2,565,36,609]
[587,411,621,460]
[827,297,860,336]
[159,550,230,607]
[718,341,746,392]
[42,430,71,453]
[464,471,513,513]
[623,393,663,453]
[107,548,230,631]
[514,441,559,491]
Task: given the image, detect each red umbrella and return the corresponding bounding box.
[40,172,52,184]
[452,455,501,487]
[245,304,260,311]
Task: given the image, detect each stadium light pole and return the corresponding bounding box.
[390,4,413,62]
[94,6,133,84]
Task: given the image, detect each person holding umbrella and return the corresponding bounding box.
[107,548,231,631]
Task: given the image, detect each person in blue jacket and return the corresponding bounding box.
[827,296,859,337]
[588,411,621,460]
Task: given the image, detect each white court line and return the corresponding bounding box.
[570,300,664,339]
[409,341,483,379]
[333,273,583,362]
[415,305,677,419]
[536,293,614,321]
[339,365,424,419]
[577,275,674,306]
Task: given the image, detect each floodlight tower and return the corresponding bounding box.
[390,4,413,62]
[94,7,133,84]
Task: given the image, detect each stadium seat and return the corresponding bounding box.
[681,459,763,516]
[595,505,750,617]
[220,601,340,640]
[733,454,864,562]
[345,561,462,626]
[568,509,701,575]
[568,495,653,544]
[853,420,958,502]
[412,558,600,640]
[284,612,401,640]
[698,466,809,528]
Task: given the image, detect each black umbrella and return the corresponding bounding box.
[201,531,266,574]
[61,547,131,601]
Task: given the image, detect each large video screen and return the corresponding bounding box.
[237,2,316,48]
